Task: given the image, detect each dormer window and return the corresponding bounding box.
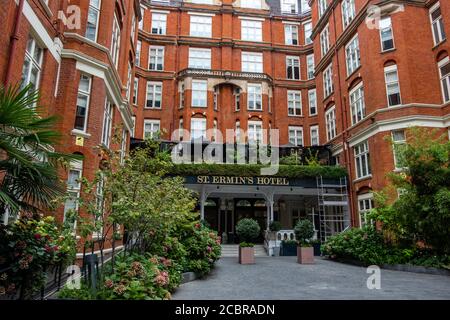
[281,0,298,14]
[241,0,262,9]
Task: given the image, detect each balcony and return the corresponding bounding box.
[178,68,273,83]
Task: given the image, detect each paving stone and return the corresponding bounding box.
[172,257,450,300]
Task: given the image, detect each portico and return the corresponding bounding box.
[184,174,351,255]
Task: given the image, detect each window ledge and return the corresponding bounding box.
[381,48,396,54]
[288,115,304,118]
[353,175,372,183]
[393,168,408,173]
[144,107,162,110]
[432,39,447,50]
[345,65,362,81]
[71,130,91,138]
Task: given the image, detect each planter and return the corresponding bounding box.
[272,246,280,257]
[239,246,255,264]
[312,243,321,256]
[280,242,297,256]
[297,246,314,264]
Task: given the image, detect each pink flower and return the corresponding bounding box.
[15,241,27,250]
[154,271,169,286]
[207,246,212,253]
[149,257,158,264]
[18,259,29,270]
[113,284,126,295]
[195,223,201,229]
[160,257,172,267]
[104,279,114,289]
[34,234,42,240]
[6,284,15,294]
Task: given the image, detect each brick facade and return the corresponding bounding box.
[135,0,450,227]
[0,0,140,251]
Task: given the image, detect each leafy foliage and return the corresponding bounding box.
[322,226,450,268]
[239,242,255,248]
[372,128,450,254]
[235,218,260,244]
[294,219,315,246]
[0,85,79,216]
[0,216,76,298]
[269,221,282,232]
[321,226,395,265]
[108,142,198,255]
[169,163,347,179]
[180,222,221,276]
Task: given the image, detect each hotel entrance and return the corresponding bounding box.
[202,198,267,243]
[234,199,267,243]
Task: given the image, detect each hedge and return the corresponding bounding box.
[168,163,347,179]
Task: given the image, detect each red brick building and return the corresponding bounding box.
[0,0,140,253]
[1,0,449,249]
[134,0,450,234]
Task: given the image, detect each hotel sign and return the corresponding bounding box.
[196,175,290,186]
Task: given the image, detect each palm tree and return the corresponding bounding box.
[0,85,78,219]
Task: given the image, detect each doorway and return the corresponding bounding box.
[234,199,267,243]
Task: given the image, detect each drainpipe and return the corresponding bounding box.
[4,0,25,87]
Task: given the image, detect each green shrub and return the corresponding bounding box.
[0,216,76,299]
[281,240,297,246]
[169,163,347,179]
[180,222,221,276]
[269,221,282,232]
[294,219,314,246]
[239,242,255,248]
[236,218,260,244]
[321,226,402,266]
[58,283,94,300]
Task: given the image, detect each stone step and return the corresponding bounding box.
[221,245,267,257]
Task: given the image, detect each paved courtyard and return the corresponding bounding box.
[173,257,450,300]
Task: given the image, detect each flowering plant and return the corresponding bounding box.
[180,222,221,276]
[0,215,76,299]
[96,253,177,300]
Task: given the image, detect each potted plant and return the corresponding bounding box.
[294,219,315,264]
[235,218,260,264]
[310,239,322,256]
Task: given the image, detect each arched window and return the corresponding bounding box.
[384,63,401,106]
[236,200,252,207]
[204,199,217,207]
[254,200,266,207]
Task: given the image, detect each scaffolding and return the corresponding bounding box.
[316,175,351,243]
